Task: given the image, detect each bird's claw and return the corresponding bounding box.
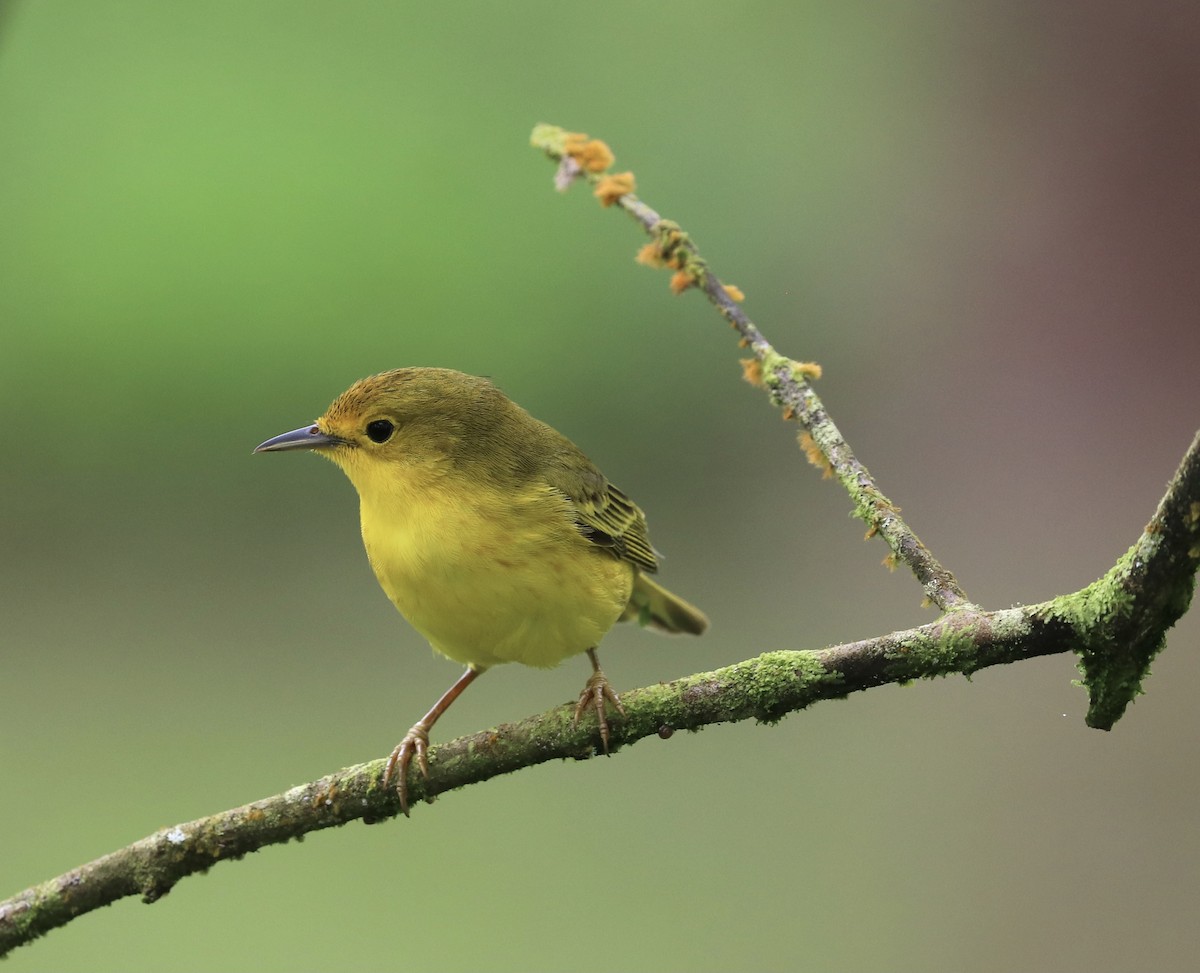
[383,724,430,816]
[573,666,625,754]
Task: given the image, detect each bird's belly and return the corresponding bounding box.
[360,488,633,670]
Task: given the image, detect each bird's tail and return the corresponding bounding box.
[622,574,709,636]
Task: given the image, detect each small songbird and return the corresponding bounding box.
[255,367,707,814]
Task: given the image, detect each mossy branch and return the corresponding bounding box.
[3,127,1197,957]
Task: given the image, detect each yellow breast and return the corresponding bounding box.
[356,469,633,671]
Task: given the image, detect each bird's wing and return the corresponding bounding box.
[570,481,659,573]
[539,447,659,573]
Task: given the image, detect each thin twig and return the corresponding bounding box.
[531,123,976,612]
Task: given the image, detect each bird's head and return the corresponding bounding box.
[255,367,507,495]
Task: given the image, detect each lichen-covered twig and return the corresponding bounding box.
[531,123,975,612]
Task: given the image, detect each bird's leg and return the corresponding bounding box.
[573,647,625,753]
[384,666,482,816]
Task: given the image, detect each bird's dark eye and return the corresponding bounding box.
[366,419,395,444]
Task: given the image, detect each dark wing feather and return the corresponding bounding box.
[570,481,659,573]
[535,434,659,574]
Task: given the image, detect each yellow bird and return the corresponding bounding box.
[256,367,707,813]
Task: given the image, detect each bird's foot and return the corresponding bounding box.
[573,650,625,754]
[383,724,430,817]
[381,667,482,817]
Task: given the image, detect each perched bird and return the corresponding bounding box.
[255,367,707,813]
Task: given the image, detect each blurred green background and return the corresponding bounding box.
[3,2,1198,970]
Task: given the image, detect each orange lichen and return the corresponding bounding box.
[582,142,615,172]
[594,171,635,206]
[669,269,693,294]
[882,553,899,571]
[795,361,822,381]
[635,242,666,268]
[740,358,764,388]
[798,430,834,478]
[722,284,745,301]
[563,135,615,173]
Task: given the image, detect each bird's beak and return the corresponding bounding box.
[254,424,343,453]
